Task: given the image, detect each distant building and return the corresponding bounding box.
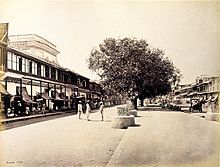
[103,88,127,106]
[170,75,220,112]
[88,81,102,102]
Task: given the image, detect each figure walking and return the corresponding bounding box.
[42,103,46,115]
[86,100,91,121]
[99,102,104,121]
[78,100,83,119]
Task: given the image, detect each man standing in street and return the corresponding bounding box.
[99,102,104,121]
[78,100,83,119]
[86,100,91,121]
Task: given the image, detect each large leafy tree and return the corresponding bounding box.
[88,37,181,109]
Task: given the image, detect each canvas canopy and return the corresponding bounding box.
[16,87,33,103]
[0,83,9,95]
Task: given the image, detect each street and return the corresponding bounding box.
[1,112,75,131]
[0,106,219,167]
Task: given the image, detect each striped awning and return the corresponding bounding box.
[0,83,8,95]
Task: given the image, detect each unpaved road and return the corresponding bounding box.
[0,107,219,167]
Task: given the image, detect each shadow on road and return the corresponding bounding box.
[132,124,141,127]
[2,113,75,131]
[89,119,103,122]
[138,107,173,112]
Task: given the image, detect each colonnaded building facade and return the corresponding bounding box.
[0,23,124,117]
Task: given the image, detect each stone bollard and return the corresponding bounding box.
[127,109,138,117]
[112,115,135,129]
[205,112,220,122]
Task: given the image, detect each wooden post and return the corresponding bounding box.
[20,78,22,98]
[54,84,56,94]
[5,79,7,90]
[30,79,33,100]
[48,83,49,110]
[40,81,42,93]
[30,79,33,113]
[4,79,8,115]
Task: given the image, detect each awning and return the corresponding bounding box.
[41,92,51,100]
[16,87,34,103]
[22,87,34,103]
[76,95,85,99]
[179,92,188,97]
[54,91,63,101]
[211,95,218,102]
[0,83,9,95]
[59,92,69,101]
[187,92,197,96]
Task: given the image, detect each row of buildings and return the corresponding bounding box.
[167,75,220,112]
[0,23,125,116]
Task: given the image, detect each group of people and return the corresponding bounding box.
[77,100,104,121]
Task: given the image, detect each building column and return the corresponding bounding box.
[60,85,62,93]
[4,79,8,115]
[30,79,33,113]
[20,78,22,98]
[40,81,42,93]
[54,84,56,94]
[5,79,7,90]
[48,83,50,110]
[30,79,33,100]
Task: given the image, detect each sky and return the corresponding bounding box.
[0,0,220,84]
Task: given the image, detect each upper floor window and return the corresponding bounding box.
[56,69,58,80]
[51,67,56,79]
[7,52,20,71]
[28,60,32,74]
[12,53,17,70]
[7,52,12,69]
[58,70,63,81]
[22,57,26,73]
[17,56,22,71]
[41,64,45,77]
[37,63,41,76]
[32,61,37,75]
[45,65,49,78]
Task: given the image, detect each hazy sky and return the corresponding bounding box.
[0,0,220,84]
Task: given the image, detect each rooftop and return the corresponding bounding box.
[9,34,57,49]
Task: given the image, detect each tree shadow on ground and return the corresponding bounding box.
[129,124,141,128]
[89,119,112,122]
[138,107,173,112]
[89,120,103,122]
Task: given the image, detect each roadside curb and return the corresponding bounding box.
[0,112,70,124]
[191,112,220,122]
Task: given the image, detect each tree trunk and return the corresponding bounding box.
[140,99,144,107]
[131,96,138,110]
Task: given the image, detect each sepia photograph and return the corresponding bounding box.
[0,1,220,167]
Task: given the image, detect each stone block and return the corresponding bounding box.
[127,110,138,117]
[205,113,220,122]
[112,115,135,129]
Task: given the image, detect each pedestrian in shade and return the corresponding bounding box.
[78,100,83,119]
[99,102,104,121]
[86,100,91,121]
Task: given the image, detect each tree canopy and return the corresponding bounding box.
[88,37,181,100]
